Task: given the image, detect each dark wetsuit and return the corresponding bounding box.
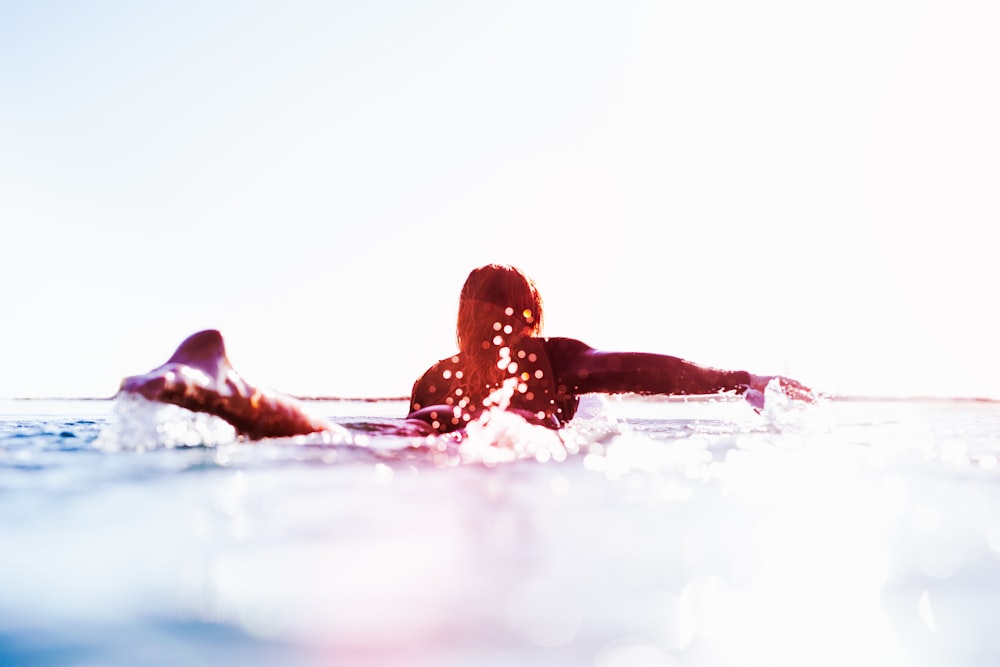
[409,336,752,433]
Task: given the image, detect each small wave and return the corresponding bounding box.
[92,394,608,467]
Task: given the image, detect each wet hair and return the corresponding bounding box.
[456,264,544,356]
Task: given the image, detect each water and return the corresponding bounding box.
[2,394,1000,666]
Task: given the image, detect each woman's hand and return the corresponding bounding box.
[745,374,816,411]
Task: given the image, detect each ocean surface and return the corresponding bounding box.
[2,392,1000,667]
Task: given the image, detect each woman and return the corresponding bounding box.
[119,264,812,439]
[407,264,811,433]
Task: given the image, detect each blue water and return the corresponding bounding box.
[2,395,1000,666]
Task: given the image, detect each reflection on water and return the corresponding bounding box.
[1,396,1000,666]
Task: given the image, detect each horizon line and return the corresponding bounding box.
[2,394,999,405]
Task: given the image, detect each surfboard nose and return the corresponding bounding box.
[165,329,227,366]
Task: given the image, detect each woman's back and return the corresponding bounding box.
[409,336,581,431]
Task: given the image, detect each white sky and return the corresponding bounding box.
[2,1,997,400]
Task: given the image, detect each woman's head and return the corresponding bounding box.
[456,264,544,355]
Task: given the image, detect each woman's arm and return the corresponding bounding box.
[550,339,813,403]
[562,349,752,396]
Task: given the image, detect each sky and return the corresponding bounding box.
[1,0,997,400]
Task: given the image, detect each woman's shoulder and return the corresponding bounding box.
[409,352,465,411]
[539,336,593,356]
[531,337,593,379]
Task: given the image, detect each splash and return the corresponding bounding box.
[459,378,578,466]
[460,408,570,466]
[756,378,816,432]
[95,394,242,451]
